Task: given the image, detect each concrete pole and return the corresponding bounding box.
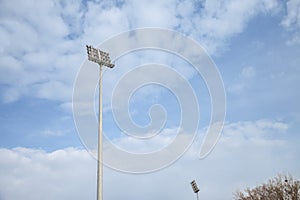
[97,64,103,200]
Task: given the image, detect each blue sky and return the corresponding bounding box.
[0,0,300,199]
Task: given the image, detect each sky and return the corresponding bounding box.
[0,0,300,199]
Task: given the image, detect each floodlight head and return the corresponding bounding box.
[190,180,200,193]
[86,45,115,68]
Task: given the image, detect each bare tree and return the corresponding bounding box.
[234,174,300,200]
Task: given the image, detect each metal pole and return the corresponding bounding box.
[97,64,103,200]
[197,192,199,200]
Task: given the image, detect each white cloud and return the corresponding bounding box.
[0,0,76,104]
[33,80,71,101]
[124,0,178,28]
[187,119,289,158]
[281,0,300,44]
[241,66,256,79]
[220,119,288,146]
[228,66,256,93]
[109,127,179,154]
[2,87,23,103]
[0,0,292,108]
[0,119,298,200]
[82,1,129,43]
[0,147,96,200]
[185,119,298,199]
[39,129,69,137]
[182,0,280,54]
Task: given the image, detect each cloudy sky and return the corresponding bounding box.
[1,0,300,199]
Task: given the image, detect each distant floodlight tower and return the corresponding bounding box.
[190,180,200,200]
[86,45,115,200]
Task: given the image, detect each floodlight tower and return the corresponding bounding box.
[86,45,115,200]
[190,180,200,200]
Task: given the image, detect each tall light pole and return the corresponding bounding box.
[190,180,200,200]
[86,45,115,200]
